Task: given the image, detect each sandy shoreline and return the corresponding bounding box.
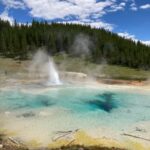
[1,127,150,150]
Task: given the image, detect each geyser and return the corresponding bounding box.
[29,50,61,85]
[47,57,61,85]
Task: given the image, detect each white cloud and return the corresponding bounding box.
[0,10,14,25]
[142,41,150,46]
[22,0,114,20]
[130,0,138,11]
[20,0,127,31]
[0,0,139,23]
[1,0,25,9]
[140,4,150,9]
[60,20,114,31]
[0,0,135,29]
[0,0,148,39]
[0,0,24,25]
[130,4,137,11]
[108,2,126,12]
[118,32,136,40]
[118,32,150,46]
[86,21,114,31]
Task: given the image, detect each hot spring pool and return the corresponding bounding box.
[0,85,150,146]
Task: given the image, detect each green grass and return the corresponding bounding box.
[54,54,150,81]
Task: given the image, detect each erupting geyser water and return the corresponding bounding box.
[30,50,61,85]
[47,58,61,85]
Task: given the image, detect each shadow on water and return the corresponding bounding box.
[86,92,117,113]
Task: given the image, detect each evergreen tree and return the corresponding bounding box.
[0,19,150,69]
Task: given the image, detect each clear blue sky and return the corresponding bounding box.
[0,0,150,44]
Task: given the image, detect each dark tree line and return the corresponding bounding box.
[0,19,150,69]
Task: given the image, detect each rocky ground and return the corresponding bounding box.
[0,133,126,150]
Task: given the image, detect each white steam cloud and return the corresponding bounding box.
[71,34,92,57]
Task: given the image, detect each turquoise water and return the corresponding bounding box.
[0,86,150,143]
